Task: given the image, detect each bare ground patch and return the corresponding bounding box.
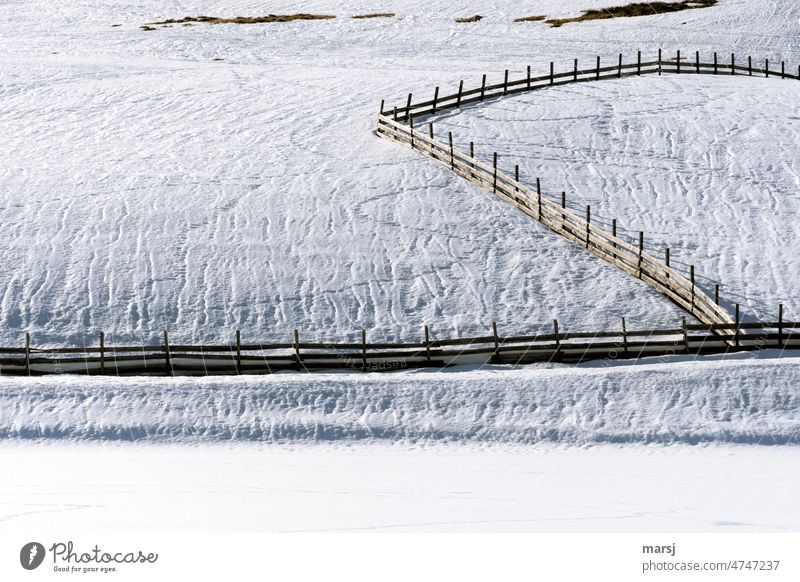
[352,13,395,19]
[514,15,546,22]
[546,0,717,27]
[455,15,483,23]
[144,14,336,26]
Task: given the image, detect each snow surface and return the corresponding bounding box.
[2,352,799,444]
[2,441,799,532]
[1,0,799,345]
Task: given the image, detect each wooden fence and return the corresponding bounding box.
[376,50,799,338]
[0,316,797,376]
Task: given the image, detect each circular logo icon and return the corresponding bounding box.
[20,542,45,570]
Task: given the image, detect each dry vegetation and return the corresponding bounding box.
[455,15,483,23]
[352,13,395,19]
[514,15,546,22]
[546,0,717,27]
[145,14,336,26]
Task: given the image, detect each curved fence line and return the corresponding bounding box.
[376,50,799,337]
[0,319,797,375]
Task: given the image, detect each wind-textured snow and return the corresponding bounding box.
[3,353,799,444]
[1,1,799,346]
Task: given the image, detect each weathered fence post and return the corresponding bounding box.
[596,55,600,80]
[689,265,695,310]
[481,74,486,100]
[393,106,398,122]
[549,61,554,85]
[492,152,498,193]
[456,80,463,106]
[503,69,509,95]
[658,48,662,75]
[492,321,500,361]
[527,64,531,89]
[714,284,719,305]
[638,232,644,279]
[748,55,752,76]
[424,324,431,363]
[574,58,578,81]
[405,93,412,120]
[99,331,105,375]
[695,50,700,74]
[448,132,454,170]
[561,192,566,226]
[637,50,641,75]
[621,317,629,356]
[618,53,622,77]
[236,329,242,373]
[409,113,415,149]
[536,178,542,220]
[24,332,30,376]
[585,206,591,248]
[432,86,439,113]
[781,61,785,79]
[293,329,302,369]
[713,52,718,74]
[428,122,434,141]
[379,99,384,115]
[682,317,689,353]
[552,319,561,358]
[676,49,681,74]
[731,53,735,75]
[778,303,784,348]
[765,58,769,77]
[361,328,367,372]
[665,247,670,268]
[163,330,173,376]
[734,304,741,347]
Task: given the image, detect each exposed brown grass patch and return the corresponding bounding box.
[546,0,717,27]
[455,15,483,23]
[513,15,546,22]
[145,14,336,26]
[352,13,395,19]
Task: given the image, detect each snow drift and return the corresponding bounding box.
[2,353,799,444]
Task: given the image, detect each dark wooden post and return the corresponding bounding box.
[549,61,554,85]
[361,328,367,372]
[561,192,566,226]
[527,64,531,89]
[553,319,561,356]
[424,324,431,363]
[456,80,463,106]
[638,232,644,278]
[432,86,439,113]
[748,55,752,76]
[236,329,242,373]
[24,332,30,376]
[409,113,415,149]
[713,52,718,74]
[574,58,578,81]
[695,50,700,74]
[428,122,433,141]
[393,106,397,122]
[731,53,735,75]
[99,331,105,375]
[658,48,662,75]
[618,53,622,77]
[480,74,486,100]
[612,218,617,239]
[585,206,591,248]
[379,99,384,115]
[514,164,519,185]
[637,50,641,75]
[765,58,769,77]
[596,55,600,80]
[536,177,542,220]
[293,329,302,368]
[682,317,690,353]
[665,247,670,281]
[405,93,412,120]
[781,61,785,79]
[778,303,784,348]
[676,49,681,74]
[163,330,172,376]
[492,152,498,193]
[734,304,740,348]
[503,69,509,95]
[492,321,499,361]
[714,284,719,305]
[621,317,628,356]
[689,265,695,310]
[448,132,454,169]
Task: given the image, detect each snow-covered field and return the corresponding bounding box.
[1,0,798,344]
[2,442,799,532]
[2,0,800,535]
